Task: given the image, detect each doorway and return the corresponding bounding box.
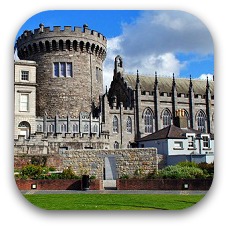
[103,156,117,190]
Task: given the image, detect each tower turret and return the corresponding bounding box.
[16,24,107,118]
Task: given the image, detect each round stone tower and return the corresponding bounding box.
[16,24,107,118]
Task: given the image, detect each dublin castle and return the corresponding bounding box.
[14,24,214,151]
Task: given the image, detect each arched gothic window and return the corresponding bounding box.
[196,110,207,133]
[162,109,172,128]
[144,108,153,133]
[113,115,118,133]
[114,141,119,149]
[183,109,190,127]
[93,124,98,133]
[126,116,132,133]
[48,124,54,133]
[72,123,79,133]
[60,123,67,133]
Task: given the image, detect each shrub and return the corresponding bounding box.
[120,174,129,179]
[20,164,47,180]
[157,165,207,179]
[61,167,80,179]
[198,162,214,177]
[177,161,198,168]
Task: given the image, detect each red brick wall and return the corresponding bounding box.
[116,179,213,190]
[16,179,103,190]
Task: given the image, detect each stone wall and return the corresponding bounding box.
[14,147,159,179]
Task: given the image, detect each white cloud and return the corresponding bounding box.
[103,10,214,90]
[199,73,214,81]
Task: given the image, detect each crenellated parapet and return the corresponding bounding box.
[16,24,107,61]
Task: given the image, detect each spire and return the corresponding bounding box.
[136,70,140,84]
[105,85,108,95]
[189,74,193,88]
[155,71,158,85]
[172,73,176,87]
[206,76,210,89]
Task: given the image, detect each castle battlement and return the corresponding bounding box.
[16,24,107,61]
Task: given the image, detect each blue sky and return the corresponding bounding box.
[15,10,214,88]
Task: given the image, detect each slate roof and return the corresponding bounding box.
[137,125,214,141]
[124,74,214,95]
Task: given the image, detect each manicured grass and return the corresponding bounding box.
[24,194,205,210]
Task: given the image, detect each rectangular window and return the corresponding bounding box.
[21,71,29,81]
[54,62,59,77]
[66,63,72,77]
[53,62,72,77]
[187,135,195,148]
[60,62,66,77]
[174,141,183,149]
[20,94,29,111]
[202,136,210,148]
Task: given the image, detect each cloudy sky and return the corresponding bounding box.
[15,10,214,90]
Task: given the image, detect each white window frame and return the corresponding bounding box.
[20,94,29,112]
[21,70,29,81]
[174,141,183,150]
[186,133,196,149]
[202,134,210,149]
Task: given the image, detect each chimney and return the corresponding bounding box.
[173,109,188,128]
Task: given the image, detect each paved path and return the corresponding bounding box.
[21,190,207,195]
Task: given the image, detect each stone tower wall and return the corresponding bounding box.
[16,24,107,118]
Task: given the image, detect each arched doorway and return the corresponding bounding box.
[18,121,31,138]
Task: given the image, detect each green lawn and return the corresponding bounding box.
[24,194,205,210]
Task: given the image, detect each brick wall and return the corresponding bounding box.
[116,179,213,190]
[16,179,103,190]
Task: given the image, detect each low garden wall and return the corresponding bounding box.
[116,179,213,190]
[16,179,103,190]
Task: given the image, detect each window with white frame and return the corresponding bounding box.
[202,135,210,148]
[187,135,195,148]
[20,94,29,111]
[21,71,29,81]
[53,62,72,77]
[174,141,183,149]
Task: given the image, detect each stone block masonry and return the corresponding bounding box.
[14,148,159,179]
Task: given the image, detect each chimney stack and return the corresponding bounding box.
[173,109,188,128]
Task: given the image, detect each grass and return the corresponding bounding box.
[24,194,205,210]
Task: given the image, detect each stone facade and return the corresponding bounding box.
[14,60,37,138]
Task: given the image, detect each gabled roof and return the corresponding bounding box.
[137,125,213,142]
[124,74,214,95]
